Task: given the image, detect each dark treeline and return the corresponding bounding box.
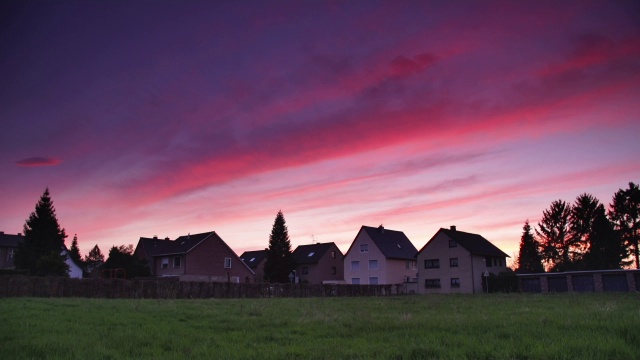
[516,182,640,273]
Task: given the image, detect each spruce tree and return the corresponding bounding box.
[84,244,105,277]
[263,210,295,283]
[609,182,640,269]
[14,188,69,276]
[568,193,601,262]
[516,220,544,273]
[584,205,627,269]
[536,199,571,271]
[68,234,83,266]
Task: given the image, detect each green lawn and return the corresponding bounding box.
[1,293,638,359]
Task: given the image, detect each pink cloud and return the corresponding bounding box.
[16,157,61,167]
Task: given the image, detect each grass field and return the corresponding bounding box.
[1,293,638,359]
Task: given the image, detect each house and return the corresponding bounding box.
[134,231,254,283]
[417,226,509,294]
[292,242,344,284]
[0,231,83,278]
[0,231,22,269]
[343,225,418,285]
[239,249,267,282]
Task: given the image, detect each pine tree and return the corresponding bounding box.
[583,205,627,269]
[263,210,295,283]
[68,234,83,267]
[516,220,544,273]
[536,199,571,271]
[14,188,69,276]
[84,244,105,277]
[609,182,640,269]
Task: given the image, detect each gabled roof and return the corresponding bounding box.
[292,242,339,265]
[0,232,23,248]
[138,232,214,258]
[420,228,509,258]
[240,250,267,269]
[345,226,417,260]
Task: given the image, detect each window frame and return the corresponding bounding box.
[173,256,181,268]
[369,277,379,285]
[161,257,169,269]
[449,240,457,248]
[450,257,458,267]
[368,259,378,270]
[351,260,360,271]
[425,279,441,288]
[424,259,440,269]
[360,244,368,253]
[224,257,232,269]
[450,278,460,288]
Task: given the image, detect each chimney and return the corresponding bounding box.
[450,225,456,231]
[153,235,158,239]
[378,224,384,233]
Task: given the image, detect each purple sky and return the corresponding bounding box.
[1,0,639,263]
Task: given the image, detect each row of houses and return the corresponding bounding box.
[0,225,510,294]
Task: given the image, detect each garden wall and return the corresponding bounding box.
[0,276,399,299]
[517,269,640,293]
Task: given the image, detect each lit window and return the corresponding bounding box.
[451,278,460,288]
[425,279,441,288]
[368,260,378,269]
[424,259,439,269]
[369,277,378,285]
[351,261,360,271]
[450,258,458,267]
[161,257,169,269]
[224,257,231,268]
[352,278,360,285]
[173,256,181,268]
[360,244,368,253]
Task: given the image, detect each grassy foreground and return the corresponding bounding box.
[0,293,638,359]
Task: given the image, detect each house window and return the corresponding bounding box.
[451,278,460,288]
[8,248,14,260]
[224,257,231,269]
[406,260,416,270]
[485,256,493,268]
[450,258,458,267]
[331,266,336,275]
[449,240,457,248]
[368,260,378,270]
[302,266,308,275]
[173,256,181,268]
[352,278,360,285]
[360,244,368,253]
[351,261,360,270]
[369,277,378,285]
[331,251,336,259]
[425,279,441,288]
[161,257,169,269]
[424,259,439,269]
[493,258,499,267]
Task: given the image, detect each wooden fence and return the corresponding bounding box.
[0,276,399,299]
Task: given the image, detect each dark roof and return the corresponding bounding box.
[433,228,509,257]
[0,232,23,247]
[239,250,267,269]
[138,232,214,257]
[361,226,417,260]
[292,243,339,264]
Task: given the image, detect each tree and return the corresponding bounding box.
[609,182,640,269]
[263,210,295,283]
[84,244,105,277]
[68,234,83,267]
[102,244,149,279]
[536,200,571,271]
[568,193,601,262]
[583,204,627,269]
[515,220,544,273]
[14,188,69,276]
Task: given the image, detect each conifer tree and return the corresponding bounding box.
[516,220,544,273]
[583,205,627,269]
[568,193,601,261]
[84,244,105,277]
[263,210,295,283]
[14,188,69,276]
[68,234,83,266]
[536,199,571,271]
[609,182,640,269]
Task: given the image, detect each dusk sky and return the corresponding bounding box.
[2,0,639,263]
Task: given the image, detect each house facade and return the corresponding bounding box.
[343,225,418,285]
[239,249,267,282]
[134,231,254,283]
[292,242,344,284]
[417,226,509,294]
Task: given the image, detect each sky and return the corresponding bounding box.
[1,0,639,264]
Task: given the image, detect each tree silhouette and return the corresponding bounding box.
[568,193,601,262]
[536,200,571,271]
[14,188,69,276]
[102,244,149,279]
[263,210,295,283]
[583,204,627,269]
[84,244,104,277]
[68,234,83,267]
[516,220,544,273]
[609,182,640,269]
